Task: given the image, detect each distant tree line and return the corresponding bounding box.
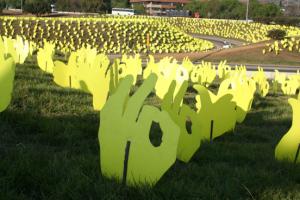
[0,0,111,15]
[184,0,282,19]
[56,0,111,13]
[111,0,130,8]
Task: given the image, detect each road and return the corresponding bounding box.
[190,34,245,49]
[140,60,300,79]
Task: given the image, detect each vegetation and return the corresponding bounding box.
[267,29,287,40]
[254,17,300,26]
[0,0,6,13]
[5,0,21,9]
[184,0,282,19]
[112,0,130,8]
[55,0,111,13]
[23,0,51,16]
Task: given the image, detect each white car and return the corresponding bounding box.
[222,41,232,49]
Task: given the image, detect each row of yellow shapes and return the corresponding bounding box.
[1,42,298,187]
[34,45,261,186]
[100,72,299,186]
[100,72,256,186]
[36,44,272,111]
[263,38,300,55]
[273,70,300,95]
[0,16,214,54]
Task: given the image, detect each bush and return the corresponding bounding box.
[23,0,51,16]
[267,29,287,40]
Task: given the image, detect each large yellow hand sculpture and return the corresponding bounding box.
[231,65,247,79]
[2,36,29,64]
[190,61,216,87]
[218,78,255,123]
[194,85,237,142]
[99,74,180,186]
[144,56,188,99]
[217,60,231,80]
[275,98,300,163]
[161,80,201,162]
[273,70,286,93]
[118,54,142,84]
[181,57,194,73]
[76,45,98,68]
[252,67,269,97]
[53,53,77,88]
[0,55,15,112]
[37,41,55,73]
[53,51,111,110]
[82,54,111,110]
[14,36,29,64]
[281,78,300,95]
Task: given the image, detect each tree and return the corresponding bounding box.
[184,0,281,19]
[132,3,145,14]
[0,0,6,13]
[267,29,286,40]
[56,0,110,13]
[6,0,21,8]
[23,0,51,16]
[112,0,130,8]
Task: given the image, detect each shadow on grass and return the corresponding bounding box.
[1,64,300,199]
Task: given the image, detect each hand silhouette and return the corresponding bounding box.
[194,85,237,142]
[275,98,300,163]
[161,80,201,162]
[218,78,255,123]
[99,74,180,186]
[0,56,15,112]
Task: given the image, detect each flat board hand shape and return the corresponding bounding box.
[0,56,15,112]
[99,74,180,186]
[275,98,300,163]
[194,85,237,142]
[161,80,201,163]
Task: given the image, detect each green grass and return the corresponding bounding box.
[1,64,300,199]
[203,57,300,67]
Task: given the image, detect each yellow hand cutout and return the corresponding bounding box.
[194,85,237,142]
[0,56,15,112]
[218,78,255,123]
[37,41,55,73]
[161,80,201,162]
[99,74,180,186]
[275,98,300,163]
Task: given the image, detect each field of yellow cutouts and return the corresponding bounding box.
[1,16,300,55]
[263,37,300,55]
[0,16,215,54]
[2,36,300,187]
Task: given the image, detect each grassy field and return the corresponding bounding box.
[1,64,300,199]
[202,42,300,67]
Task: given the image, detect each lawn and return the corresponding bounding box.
[1,64,300,199]
[202,42,300,67]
